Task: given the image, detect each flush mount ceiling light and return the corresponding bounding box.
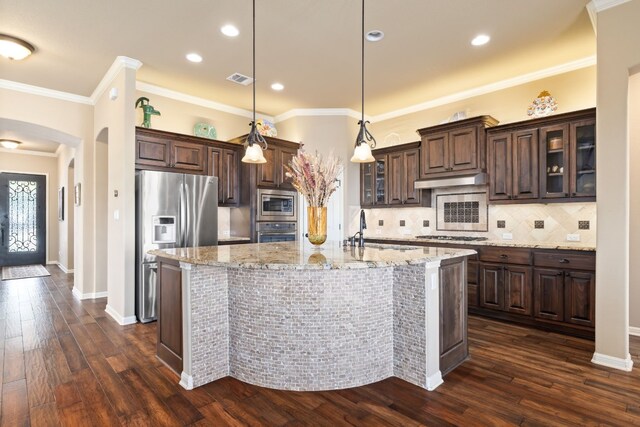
[0,139,21,149]
[471,34,490,46]
[221,24,240,37]
[241,0,267,164]
[271,82,284,91]
[186,52,203,63]
[0,34,34,60]
[365,30,384,42]
[351,0,376,163]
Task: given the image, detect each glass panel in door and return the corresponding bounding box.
[361,163,374,206]
[375,156,386,204]
[571,120,596,197]
[0,173,46,266]
[540,125,568,198]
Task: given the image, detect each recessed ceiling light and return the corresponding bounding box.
[471,34,490,46]
[0,34,34,60]
[186,53,203,63]
[366,30,384,42]
[271,83,284,91]
[221,24,239,37]
[0,139,21,149]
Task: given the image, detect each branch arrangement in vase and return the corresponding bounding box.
[285,149,343,207]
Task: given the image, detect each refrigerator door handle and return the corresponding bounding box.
[180,181,186,246]
[184,182,191,247]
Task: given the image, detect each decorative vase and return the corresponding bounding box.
[307,206,327,245]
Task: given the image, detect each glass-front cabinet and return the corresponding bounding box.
[360,154,387,207]
[361,162,374,206]
[571,119,596,198]
[540,116,595,200]
[375,155,386,204]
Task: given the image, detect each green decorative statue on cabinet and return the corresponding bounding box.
[135,97,161,128]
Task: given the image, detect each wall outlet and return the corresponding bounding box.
[566,233,581,242]
[401,229,412,235]
[375,229,382,235]
[502,232,513,240]
[222,230,230,236]
[423,227,432,234]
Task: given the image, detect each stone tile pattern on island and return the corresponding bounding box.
[227,267,394,391]
[189,265,230,387]
[393,264,428,388]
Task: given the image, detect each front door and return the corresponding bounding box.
[0,173,46,266]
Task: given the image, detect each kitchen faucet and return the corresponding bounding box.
[351,210,367,247]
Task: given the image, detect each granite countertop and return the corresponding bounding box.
[218,236,251,242]
[366,236,595,252]
[150,241,476,270]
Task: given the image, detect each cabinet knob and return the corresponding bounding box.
[557,272,563,276]
[513,195,518,199]
[572,192,577,196]
[559,258,570,264]
[499,254,508,259]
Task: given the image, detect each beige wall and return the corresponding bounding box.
[56,145,77,274]
[94,137,108,295]
[370,66,596,146]
[135,90,251,141]
[629,72,640,331]
[594,0,640,365]
[0,152,58,264]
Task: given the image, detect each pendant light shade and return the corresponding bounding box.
[351,0,376,163]
[241,0,268,164]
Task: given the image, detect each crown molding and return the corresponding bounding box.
[90,56,143,103]
[0,147,58,157]
[136,81,274,122]
[274,108,365,123]
[0,78,93,105]
[589,0,631,13]
[372,55,597,123]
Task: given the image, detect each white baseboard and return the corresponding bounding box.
[426,371,444,391]
[630,326,640,337]
[180,372,194,390]
[57,262,74,274]
[105,304,137,326]
[591,352,634,372]
[46,260,58,265]
[72,287,107,300]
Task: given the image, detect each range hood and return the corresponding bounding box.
[414,172,487,190]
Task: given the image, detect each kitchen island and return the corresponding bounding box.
[150,241,475,392]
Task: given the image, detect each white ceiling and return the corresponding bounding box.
[1,0,594,119]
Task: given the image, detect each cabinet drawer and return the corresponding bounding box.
[533,251,595,271]
[480,247,531,265]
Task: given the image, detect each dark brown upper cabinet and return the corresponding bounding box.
[228,135,300,190]
[208,147,239,207]
[487,108,596,204]
[360,142,429,208]
[417,116,498,179]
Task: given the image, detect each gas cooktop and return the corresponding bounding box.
[414,235,489,242]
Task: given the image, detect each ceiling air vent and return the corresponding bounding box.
[226,73,253,86]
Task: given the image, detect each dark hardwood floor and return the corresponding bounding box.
[1,265,639,426]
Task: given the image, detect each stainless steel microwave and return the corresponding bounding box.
[257,188,298,222]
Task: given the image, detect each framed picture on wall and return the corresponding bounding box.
[58,187,64,221]
[74,183,81,206]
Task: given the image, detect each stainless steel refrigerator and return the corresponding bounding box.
[135,170,218,323]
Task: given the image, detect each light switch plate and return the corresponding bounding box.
[502,232,513,240]
[566,233,581,241]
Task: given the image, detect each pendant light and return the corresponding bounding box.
[241,0,268,164]
[350,0,376,163]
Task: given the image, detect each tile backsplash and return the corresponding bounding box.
[350,189,596,245]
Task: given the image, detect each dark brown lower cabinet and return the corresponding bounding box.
[534,268,595,328]
[533,269,565,322]
[157,259,183,374]
[479,263,504,310]
[479,264,532,315]
[439,258,468,376]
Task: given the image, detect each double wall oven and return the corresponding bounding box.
[256,188,298,242]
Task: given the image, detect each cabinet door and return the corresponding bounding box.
[449,127,478,172]
[488,133,512,201]
[172,141,206,173]
[504,266,532,315]
[374,155,387,205]
[278,146,298,189]
[533,268,564,322]
[439,259,468,375]
[360,162,375,207]
[402,149,421,205]
[564,270,595,327]
[136,135,171,168]
[257,145,277,188]
[479,263,504,310]
[421,132,449,176]
[208,147,224,204]
[387,152,403,205]
[222,149,239,205]
[157,262,183,373]
[570,119,596,198]
[511,129,538,200]
[540,124,569,199]
[467,260,479,308]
